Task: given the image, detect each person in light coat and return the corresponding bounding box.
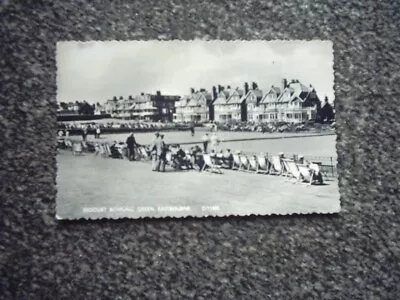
[151,132,165,172]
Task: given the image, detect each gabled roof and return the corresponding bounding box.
[175,95,190,107]
[260,86,281,104]
[242,88,264,104]
[213,90,229,105]
[277,82,311,103]
[226,88,245,104]
[187,91,212,107]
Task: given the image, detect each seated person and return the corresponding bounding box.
[298,155,323,184]
[223,149,234,169]
[172,145,190,169]
[189,146,204,171]
[110,141,123,159]
[210,150,223,166]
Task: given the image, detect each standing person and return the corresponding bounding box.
[126,132,138,161]
[96,127,101,139]
[151,132,163,172]
[81,126,88,143]
[190,124,195,137]
[159,134,167,172]
[202,133,209,153]
[210,132,220,153]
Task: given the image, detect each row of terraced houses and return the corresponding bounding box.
[174,79,326,124]
[89,79,329,123]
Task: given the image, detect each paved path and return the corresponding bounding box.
[56,150,340,219]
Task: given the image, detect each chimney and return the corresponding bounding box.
[252,82,258,90]
[200,88,206,93]
[129,95,133,100]
[190,88,195,94]
[119,96,123,100]
[218,85,224,93]
[212,86,218,100]
[282,78,288,91]
[244,82,249,95]
[141,92,144,96]
[156,91,161,96]
[227,85,231,89]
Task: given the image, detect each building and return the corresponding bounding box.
[253,86,281,122]
[240,83,264,122]
[94,103,106,115]
[273,80,320,123]
[213,85,245,122]
[104,97,119,115]
[129,92,180,122]
[173,89,212,123]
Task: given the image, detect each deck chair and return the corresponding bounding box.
[248,155,258,172]
[165,152,175,168]
[72,142,83,156]
[104,144,112,158]
[282,159,303,183]
[99,144,107,158]
[201,154,223,174]
[269,155,283,175]
[297,164,315,186]
[256,155,269,174]
[281,159,291,178]
[239,155,250,171]
[232,154,241,170]
[65,139,73,149]
[136,147,146,160]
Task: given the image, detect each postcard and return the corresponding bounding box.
[56,40,340,219]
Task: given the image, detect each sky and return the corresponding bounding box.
[57,40,335,104]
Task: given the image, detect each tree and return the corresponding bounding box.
[78,102,95,115]
[320,97,334,122]
[59,102,68,110]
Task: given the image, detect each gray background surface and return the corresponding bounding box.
[1,0,399,299]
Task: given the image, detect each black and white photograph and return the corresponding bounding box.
[56,40,339,219]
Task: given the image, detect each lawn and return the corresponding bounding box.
[56,150,340,220]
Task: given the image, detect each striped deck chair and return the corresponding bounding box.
[72,142,83,156]
[201,154,223,174]
[269,155,283,175]
[282,159,303,184]
[239,154,250,171]
[248,155,258,173]
[256,154,269,174]
[232,154,241,170]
